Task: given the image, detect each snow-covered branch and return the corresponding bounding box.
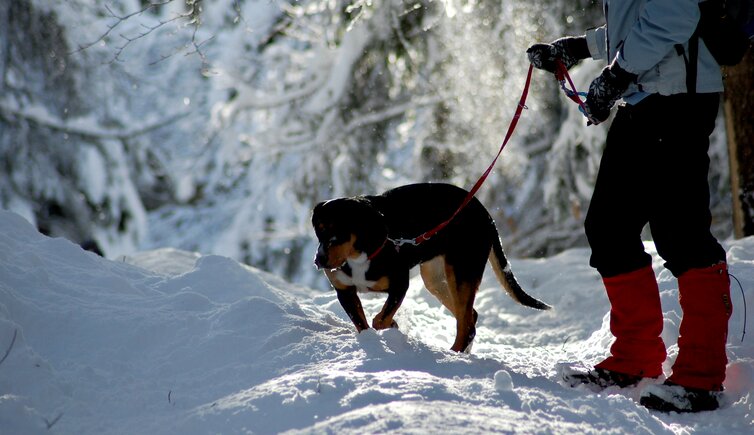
[0,102,189,140]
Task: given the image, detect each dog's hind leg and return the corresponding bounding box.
[444,263,481,353]
[420,256,455,311]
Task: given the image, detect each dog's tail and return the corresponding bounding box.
[489,234,551,310]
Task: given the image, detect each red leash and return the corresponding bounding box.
[381,63,535,253]
[554,59,594,123]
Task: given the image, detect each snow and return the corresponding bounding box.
[1,210,753,434]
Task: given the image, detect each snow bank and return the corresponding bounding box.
[0,210,752,434]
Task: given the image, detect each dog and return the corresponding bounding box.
[312,183,550,352]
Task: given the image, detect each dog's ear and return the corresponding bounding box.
[351,198,388,254]
[311,201,334,243]
[312,201,325,223]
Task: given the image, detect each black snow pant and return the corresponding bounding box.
[584,93,726,278]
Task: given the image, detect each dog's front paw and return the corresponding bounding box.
[372,316,399,330]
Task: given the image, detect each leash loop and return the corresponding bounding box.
[554,59,595,123]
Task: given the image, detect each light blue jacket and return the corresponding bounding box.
[586,0,724,95]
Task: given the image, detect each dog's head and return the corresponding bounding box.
[311,197,387,270]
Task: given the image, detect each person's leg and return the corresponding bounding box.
[585,101,654,277]
[648,93,726,277]
[670,263,731,390]
[593,265,665,378]
[640,94,731,412]
[640,263,731,412]
[576,98,666,385]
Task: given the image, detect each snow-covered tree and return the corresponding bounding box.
[0,0,733,287]
[0,0,150,255]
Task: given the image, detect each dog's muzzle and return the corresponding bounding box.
[314,245,328,269]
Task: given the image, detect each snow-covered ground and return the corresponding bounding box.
[1,210,752,434]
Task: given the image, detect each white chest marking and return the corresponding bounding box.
[334,253,376,292]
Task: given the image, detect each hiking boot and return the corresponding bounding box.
[561,366,645,391]
[640,381,723,413]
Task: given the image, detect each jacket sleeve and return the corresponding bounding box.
[618,0,701,74]
[586,25,608,60]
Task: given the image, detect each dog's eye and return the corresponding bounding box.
[327,234,348,246]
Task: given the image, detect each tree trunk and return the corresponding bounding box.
[724,48,754,238]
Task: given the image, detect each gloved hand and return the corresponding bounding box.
[583,59,638,125]
[527,36,591,73]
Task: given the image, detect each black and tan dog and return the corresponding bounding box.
[312,183,550,352]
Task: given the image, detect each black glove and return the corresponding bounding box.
[527,36,591,73]
[583,59,638,125]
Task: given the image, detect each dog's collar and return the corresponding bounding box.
[367,238,389,261]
